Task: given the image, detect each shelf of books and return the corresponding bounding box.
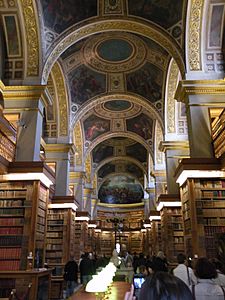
[180,178,225,258]
[149,210,161,256]
[46,196,77,299]
[0,180,48,271]
[73,211,90,261]
[159,204,184,262]
[0,178,50,299]
[129,231,143,254]
[99,231,113,257]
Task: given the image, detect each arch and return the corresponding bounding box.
[94,156,147,176]
[154,120,165,169]
[51,62,69,137]
[42,17,185,83]
[85,153,91,184]
[72,93,163,128]
[84,132,152,160]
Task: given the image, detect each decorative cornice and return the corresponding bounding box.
[42,17,185,83]
[0,80,47,102]
[44,143,75,154]
[159,141,189,152]
[175,79,225,102]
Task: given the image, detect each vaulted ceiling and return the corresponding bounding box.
[0,0,189,209]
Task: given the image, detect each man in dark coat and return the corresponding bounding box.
[64,256,78,297]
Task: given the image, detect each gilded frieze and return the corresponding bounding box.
[20,0,39,76]
[42,19,185,83]
[155,122,164,165]
[85,153,91,184]
[52,63,68,136]
[74,122,83,166]
[167,60,179,133]
[188,0,203,70]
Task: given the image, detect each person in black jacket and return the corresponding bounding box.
[64,256,78,298]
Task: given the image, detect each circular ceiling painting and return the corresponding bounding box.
[104,100,131,111]
[97,39,133,62]
[83,32,146,73]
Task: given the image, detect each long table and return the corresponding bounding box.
[71,281,131,300]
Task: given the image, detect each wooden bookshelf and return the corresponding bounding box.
[179,178,225,258]
[0,180,49,271]
[158,194,184,262]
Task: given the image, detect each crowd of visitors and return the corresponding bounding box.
[63,250,225,300]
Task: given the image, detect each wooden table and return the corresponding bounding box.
[71,281,131,300]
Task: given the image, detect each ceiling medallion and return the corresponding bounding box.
[83,32,146,73]
[94,100,141,119]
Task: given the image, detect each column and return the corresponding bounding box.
[45,143,75,196]
[175,79,225,158]
[0,82,51,161]
[159,141,189,194]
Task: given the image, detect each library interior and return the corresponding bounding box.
[0,0,225,299]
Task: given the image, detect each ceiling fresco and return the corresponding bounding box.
[126,143,147,163]
[68,65,106,106]
[126,62,163,106]
[83,114,110,141]
[92,143,114,164]
[126,113,153,141]
[98,175,144,205]
[128,0,184,29]
[40,0,97,34]
[98,163,116,178]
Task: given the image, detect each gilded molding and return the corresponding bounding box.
[52,63,68,136]
[0,80,46,100]
[155,122,164,165]
[20,0,39,76]
[85,154,91,184]
[42,18,185,83]
[44,143,75,153]
[175,79,225,102]
[188,0,203,70]
[167,60,179,133]
[74,122,83,166]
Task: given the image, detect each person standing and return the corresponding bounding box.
[63,256,78,298]
[173,253,197,286]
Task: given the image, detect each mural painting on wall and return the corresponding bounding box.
[126,113,153,140]
[98,175,144,204]
[69,65,106,106]
[126,163,143,179]
[3,15,21,57]
[126,143,147,163]
[98,163,115,178]
[128,0,183,29]
[84,115,110,141]
[93,144,114,163]
[40,0,97,33]
[126,63,163,103]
